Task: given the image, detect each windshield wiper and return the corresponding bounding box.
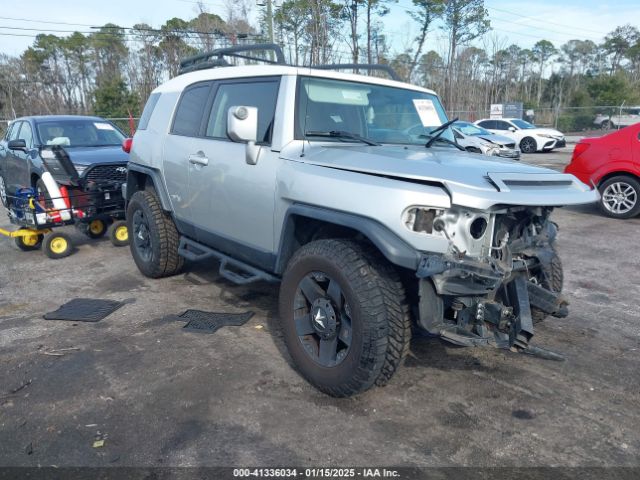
[425,117,459,148]
[428,136,466,151]
[305,130,381,146]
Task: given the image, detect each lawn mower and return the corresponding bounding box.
[0,145,128,259]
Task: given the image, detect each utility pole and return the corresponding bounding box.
[266,0,274,45]
[258,0,275,61]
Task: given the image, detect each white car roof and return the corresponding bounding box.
[153,64,437,96]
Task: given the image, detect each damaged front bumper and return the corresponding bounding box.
[415,252,568,350]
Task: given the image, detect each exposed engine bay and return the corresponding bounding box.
[411,205,567,353]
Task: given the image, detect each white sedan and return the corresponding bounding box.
[474,118,566,153]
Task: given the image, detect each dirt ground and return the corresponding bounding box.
[0,148,639,471]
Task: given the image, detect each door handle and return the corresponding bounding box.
[188,152,209,166]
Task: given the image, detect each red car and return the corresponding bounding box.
[565,123,640,219]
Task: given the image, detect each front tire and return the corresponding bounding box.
[598,176,640,219]
[43,231,73,259]
[0,174,8,208]
[520,137,537,153]
[278,239,411,397]
[531,250,564,324]
[126,190,184,278]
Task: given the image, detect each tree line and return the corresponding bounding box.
[1,0,639,131]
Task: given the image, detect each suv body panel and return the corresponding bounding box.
[129,66,597,275]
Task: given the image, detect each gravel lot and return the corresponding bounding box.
[0,147,639,471]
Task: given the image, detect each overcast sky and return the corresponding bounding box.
[1,0,639,57]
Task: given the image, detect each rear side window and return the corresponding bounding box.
[138,93,161,131]
[206,80,280,144]
[171,83,211,137]
[478,120,495,129]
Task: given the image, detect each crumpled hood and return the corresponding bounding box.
[62,145,129,166]
[281,143,597,209]
[477,134,515,146]
[285,144,550,190]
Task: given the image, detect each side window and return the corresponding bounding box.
[494,121,509,130]
[19,122,33,147]
[206,80,280,144]
[138,93,161,131]
[171,83,211,137]
[478,120,495,129]
[7,122,21,141]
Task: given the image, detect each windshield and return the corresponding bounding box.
[511,119,536,130]
[36,119,125,147]
[296,76,453,146]
[454,121,492,136]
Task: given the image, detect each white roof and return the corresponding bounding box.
[154,64,437,96]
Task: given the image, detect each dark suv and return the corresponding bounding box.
[0,115,129,208]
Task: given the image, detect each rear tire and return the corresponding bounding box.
[278,239,411,397]
[598,176,640,219]
[14,228,43,251]
[109,220,129,247]
[127,189,184,278]
[84,218,109,239]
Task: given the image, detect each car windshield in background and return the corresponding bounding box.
[454,121,492,136]
[296,76,453,146]
[36,119,125,147]
[511,119,536,129]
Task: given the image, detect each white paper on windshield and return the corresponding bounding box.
[94,122,115,130]
[412,99,441,127]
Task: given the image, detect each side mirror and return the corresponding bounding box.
[508,126,516,132]
[227,106,260,165]
[8,139,27,151]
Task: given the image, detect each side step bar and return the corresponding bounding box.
[178,236,280,285]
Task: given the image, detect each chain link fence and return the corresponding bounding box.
[447,105,638,134]
[2,106,637,138]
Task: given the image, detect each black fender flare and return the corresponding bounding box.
[275,204,420,274]
[125,164,172,211]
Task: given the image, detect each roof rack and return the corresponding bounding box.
[313,64,401,81]
[177,44,402,82]
[179,43,286,75]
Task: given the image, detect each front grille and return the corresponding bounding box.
[84,164,127,183]
[505,143,516,148]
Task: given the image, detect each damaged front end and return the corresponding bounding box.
[411,205,568,352]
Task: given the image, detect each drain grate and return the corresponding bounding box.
[179,310,254,333]
[43,298,125,322]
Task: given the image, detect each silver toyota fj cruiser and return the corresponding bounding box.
[125,45,598,397]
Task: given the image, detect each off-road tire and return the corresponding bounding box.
[127,189,184,278]
[279,239,411,397]
[531,250,564,324]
